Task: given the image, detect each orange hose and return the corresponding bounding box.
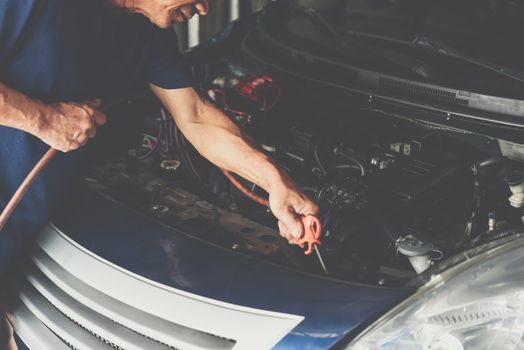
[221,169,324,256]
[220,169,270,207]
[0,148,57,233]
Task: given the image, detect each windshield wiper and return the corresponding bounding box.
[298,6,524,87]
[300,7,435,79]
[411,37,524,84]
[337,27,524,85]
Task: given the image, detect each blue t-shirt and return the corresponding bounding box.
[0,0,192,271]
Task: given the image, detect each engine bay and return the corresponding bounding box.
[91,61,524,286]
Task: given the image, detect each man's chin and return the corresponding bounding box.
[149,18,173,29]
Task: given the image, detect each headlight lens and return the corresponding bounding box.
[347,239,524,350]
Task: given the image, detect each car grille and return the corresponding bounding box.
[6,224,303,350]
[14,248,233,350]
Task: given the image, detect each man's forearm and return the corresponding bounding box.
[152,86,318,240]
[180,100,286,193]
[153,86,286,193]
[0,82,44,135]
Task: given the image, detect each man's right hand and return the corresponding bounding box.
[36,99,106,152]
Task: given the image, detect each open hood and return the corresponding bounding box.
[242,0,524,127]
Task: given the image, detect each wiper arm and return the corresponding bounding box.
[301,7,435,79]
[412,37,524,84]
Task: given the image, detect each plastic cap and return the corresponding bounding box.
[505,170,524,186]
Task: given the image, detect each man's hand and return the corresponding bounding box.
[35,99,106,152]
[0,83,106,152]
[269,175,319,244]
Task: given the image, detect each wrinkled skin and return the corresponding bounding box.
[112,0,210,28]
[38,99,107,152]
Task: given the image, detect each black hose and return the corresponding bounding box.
[463,155,509,242]
[471,156,509,175]
[335,164,365,171]
[313,142,327,179]
[466,224,523,248]
[162,107,197,180]
[333,146,367,177]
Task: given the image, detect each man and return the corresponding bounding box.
[0,0,317,274]
[0,0,318,346]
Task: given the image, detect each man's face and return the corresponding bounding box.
[121,0,210,29]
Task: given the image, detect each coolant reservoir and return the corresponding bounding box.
[505,171,524,208]
[396,235,435,274]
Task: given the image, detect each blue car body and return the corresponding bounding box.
[47,186,411,350]
[7,1,524,349]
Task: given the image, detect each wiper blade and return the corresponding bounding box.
[412,37,524,84]
[337,27,524,85]
[298,6,524,86]
[300,7,435,79]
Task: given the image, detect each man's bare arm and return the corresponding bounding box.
[151,85,318,241]
[0,82,105,152]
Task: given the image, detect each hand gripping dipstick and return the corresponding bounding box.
[222,169,329,273]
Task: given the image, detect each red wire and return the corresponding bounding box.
[221,169,269,207]
[210,88,250,117]
[262,85,282,111]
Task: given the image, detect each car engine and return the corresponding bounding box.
[91,62,524,286]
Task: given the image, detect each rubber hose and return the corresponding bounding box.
[334,147,367,177]
[471,156,509,175]
[466,224,523,248]
[0,148,58,232]
[220,169,270,207]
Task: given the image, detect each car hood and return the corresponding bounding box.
[297,0,524,73]
[238,0,524,129]
[49,185,411,349]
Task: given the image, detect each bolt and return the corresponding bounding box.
[488,212,497,232]
[232,244,240,251]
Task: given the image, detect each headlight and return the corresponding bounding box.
[346,237,524,350]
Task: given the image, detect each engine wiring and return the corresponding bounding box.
[125,65,524,284]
